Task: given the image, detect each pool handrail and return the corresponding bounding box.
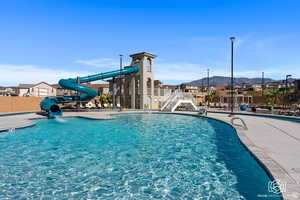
[231,117,248,130]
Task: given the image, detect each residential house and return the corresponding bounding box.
[82,83,110,95]
[19,82,56,97]
[54,83,109,97]
[0,87,19,96]
[180,84,200,93]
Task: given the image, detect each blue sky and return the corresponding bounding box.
[1,0,300,86]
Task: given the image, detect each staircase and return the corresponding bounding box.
[160,91,198,112]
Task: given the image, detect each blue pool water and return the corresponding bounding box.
[0,114,281,199]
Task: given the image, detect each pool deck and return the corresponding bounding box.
[199,112,300,200]
[1,111,300,199]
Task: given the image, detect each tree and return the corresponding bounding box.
[266,89,282,105]
[266,88,293,106]
[99,93,112,106]
[207,93,219,103]
[282,88,293,106]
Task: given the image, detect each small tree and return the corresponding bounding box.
[282,88,293,106]
[266,89,282,106]
[266,88,293,106]
[99,93,112,106]
[207,93,219,103]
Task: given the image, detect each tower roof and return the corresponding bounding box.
[129,52,156,58]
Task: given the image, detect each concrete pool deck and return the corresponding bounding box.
[200,112,300,200]
[0,111,300,199]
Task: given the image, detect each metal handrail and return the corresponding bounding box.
[231,117,248,130]
[160,90,178,111]
[161,91,198,112]
[198,108,207,116]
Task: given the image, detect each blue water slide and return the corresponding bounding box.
[40,66,139,118]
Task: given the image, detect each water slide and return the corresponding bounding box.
[40,66,139,118]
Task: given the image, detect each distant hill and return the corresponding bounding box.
[188,76,275,86]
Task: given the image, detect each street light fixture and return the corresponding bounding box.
[229,36,236,116]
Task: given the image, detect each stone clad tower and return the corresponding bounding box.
[119,52,156,109]
[129,52,156,109]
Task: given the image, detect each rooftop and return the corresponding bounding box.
[129,52,157,58]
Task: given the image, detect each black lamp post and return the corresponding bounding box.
[229,36,236,116]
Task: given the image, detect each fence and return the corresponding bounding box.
[0,96,44,113]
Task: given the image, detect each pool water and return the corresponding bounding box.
[0,114,281,199]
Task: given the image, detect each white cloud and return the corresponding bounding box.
[76,58,119,68]
[0,64,91,86]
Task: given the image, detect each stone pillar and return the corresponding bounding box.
[129,52,156,110]
[131,76,135,109]
[121,79,126,108]
[112,77,116,109]
[150,78,154,109]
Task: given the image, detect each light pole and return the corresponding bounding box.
[229,36,235,116]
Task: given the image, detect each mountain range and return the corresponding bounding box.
[188,76,275,86]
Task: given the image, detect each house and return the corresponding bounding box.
[252,84,262,91]
[53,83,109,97]
[180,84,200,93]
[0,86,19,96]
[163,85,178,90]
[52,84,77,96]
[160,85,178,96]
[82,83,110,95]
[18,82,56,97]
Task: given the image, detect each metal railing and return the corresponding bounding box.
[160,90,179,111]
[198,108,207,116]
[161,91,198,112]
[230,117,248,130]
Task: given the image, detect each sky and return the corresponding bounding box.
[0,0,300,86]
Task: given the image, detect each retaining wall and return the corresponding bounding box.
[0,96,43,113]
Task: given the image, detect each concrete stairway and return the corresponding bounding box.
[160,91,198,112]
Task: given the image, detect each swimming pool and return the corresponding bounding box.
[0,114,281,199]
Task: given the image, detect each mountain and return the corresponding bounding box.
[188,76,275,86]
